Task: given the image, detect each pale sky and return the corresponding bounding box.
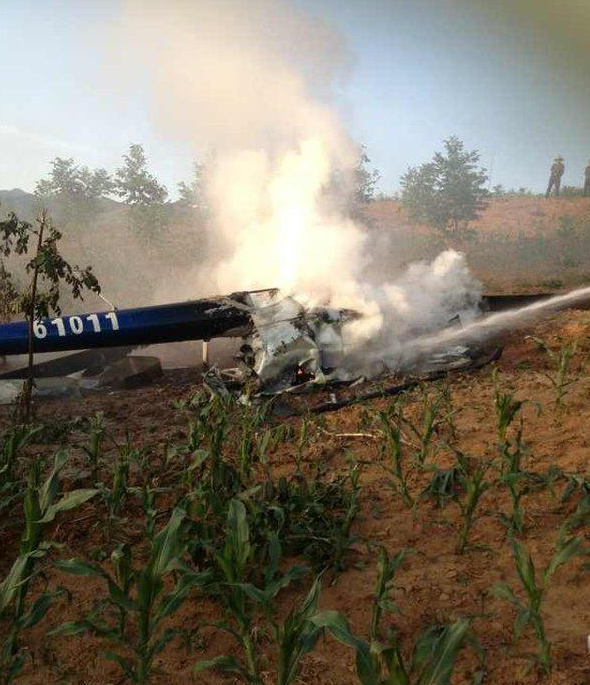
[1,0,589,196]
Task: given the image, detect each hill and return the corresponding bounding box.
[363,196,590,292]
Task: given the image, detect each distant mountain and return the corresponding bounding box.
[0,188,40,219]
[0,188,126,223]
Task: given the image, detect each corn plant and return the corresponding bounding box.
[492,370,523,466]
[493,534,585,674]
[97,446,130,538]
[197,500,308,684]
[403,390,444,467]
[560,473,590,532]
[236,403,269,481]
[498,423,529,535]
[0,452,97,682]
[332,455,362,573]
[370,547,409,643]
[379,407,414,509]
[454,451,491,554]
[312,610,480,685]
[82,411,105,482]
[0,426,41,526]
[52,507,210,685]
[529,336,578,410]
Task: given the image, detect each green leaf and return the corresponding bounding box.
[47,620,93,638]
[0,554,32,611]
[416,619,470,685]
[543,536,584,583]
[150,507,185,576]
[54,558,103,577]
[38,488,98,523]
[38,450,68,513]
[18,589,63,629]
[382,644,410,685]
[511,540,537,598]
[104,651,135,680]
[310,610,378,685]
[149,627,180,658]
[491,582,519,607]
[194,655,244,675]
[226,499,251,577]
[513,608,532,641]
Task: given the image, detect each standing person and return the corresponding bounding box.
[545,156,565,197]
[584,160,590,197]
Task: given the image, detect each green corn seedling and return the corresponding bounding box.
[498,423,529,535]
[207,498,261,682]
[0,426,41,526]
[0,452,97,683]
[529,336,578,410]
[332,455,362,573]
[311,610,479,685]
[52,507,210,685]
[236,402,268,482]
[455,451,491,554]
[98,447,131,538]
[370,546,409,643]
[197,574,339,685]
[493,534,585,674]
[197,500,308,684]
[82,411,105,481]
[492,370,523,466]
[379,408,414,508]
[404,390,443,466]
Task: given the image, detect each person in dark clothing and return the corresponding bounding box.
[545,156,565,197]
[584,161,590,197]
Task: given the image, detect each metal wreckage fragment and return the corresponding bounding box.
[0,286,493,397]
[203,289,481,398]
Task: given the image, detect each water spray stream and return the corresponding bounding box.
[390,285,590,370]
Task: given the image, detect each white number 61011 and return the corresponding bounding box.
[33,312,120,339]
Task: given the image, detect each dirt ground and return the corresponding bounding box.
[1,308,589,685]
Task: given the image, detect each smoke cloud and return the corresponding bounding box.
[110,0,481,355]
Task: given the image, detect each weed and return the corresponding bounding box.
[420,466,463,509]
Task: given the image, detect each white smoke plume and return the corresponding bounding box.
[112,0,481,351]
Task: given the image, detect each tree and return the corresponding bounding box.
[400,136,489,234]
[0,207,100,421]
[355,145,380,204]
[114,144,168,206]
[35,158,114,200]
[177,162,207,212]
